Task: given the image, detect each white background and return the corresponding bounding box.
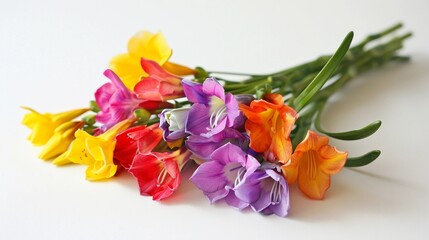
[1,0,429,239]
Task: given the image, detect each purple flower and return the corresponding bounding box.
[190,143,260,209]
[159,107,190,142]
[234,163,290,217]
[183,78,240,137]
[95,70,141,131]
[186,127,247,162]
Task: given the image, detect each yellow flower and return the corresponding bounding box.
[21,107,89,146]
[110,31,195,90]
[281,130,348,200]
[39,121,84,160]
[54,119,133,181]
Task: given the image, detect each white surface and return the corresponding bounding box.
[1,0,429,239]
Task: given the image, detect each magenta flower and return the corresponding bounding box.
[190,143,260,209]
[95,70,142,131]
[95,69,173,132]
[183,78,240,137]
[235,163,290,217]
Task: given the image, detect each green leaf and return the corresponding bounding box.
[315,105,382,140]
[345,150,381,167]
[293,32,354,111]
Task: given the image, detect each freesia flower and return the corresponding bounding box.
[190,143,260,209]
[282,130,348,199]
[95,69,143,131]
[159,107,190,142]
[183,78,240,137]
[21,107,89,146]
[110,31,195,89]
[129,148,191,200]
[114,124,163,169]
[39,121,84,160]
[54,119,133,181]
[95,69,171,132]
[239,93,297,164]
[185,127,247,163]
[234,164,290,217]
[134,58,185,101]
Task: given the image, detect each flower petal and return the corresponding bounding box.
[185,103,211,135]
[210,142,247,165]
[224,191,249,210]
[298,164,330,200]
[190,161,228,195]
[202,77,225,100]
[109,53,145,90]
[162,61,196,76]
[318,145,348,175]
[225,93,239,127]
[127,31,171,64]
[182,79,208,104]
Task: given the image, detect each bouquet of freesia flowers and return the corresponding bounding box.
[22,23,411,217]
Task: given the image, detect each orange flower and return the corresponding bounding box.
[282,130,348,200]
[239,93,297,164]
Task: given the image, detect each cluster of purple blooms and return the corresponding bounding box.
[159,78,289,217]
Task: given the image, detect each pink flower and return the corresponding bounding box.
[95,69,172,131]
[134,58,184,101]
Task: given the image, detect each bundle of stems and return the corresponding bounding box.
[198,23,412,166]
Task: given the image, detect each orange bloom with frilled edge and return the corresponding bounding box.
[110,31,195,90]
[282,130,348,200]
[239,93,298,164]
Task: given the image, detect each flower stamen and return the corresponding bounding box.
[234,167,247,187]
[270,181,282,205]
[209,104,227,129]
[157,167,168,187]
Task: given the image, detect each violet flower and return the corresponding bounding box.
[190,143,260,209]
[183,78,240,137]
[234,163,290,217]
[159,107,190,142]
[95,70,141,131]
[186,127,247,162]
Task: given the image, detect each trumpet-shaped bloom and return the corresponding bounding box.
[235,164,290,217]
[114,124,163,169]
[129,148,191,200]
[281,130,348,200]
[39,121,84,160]
[55,119,133,181]
[190,143,260,209]
[95,70,142,131]
[95,69,170,132]
[110,31,195,89]
[183,78,240,137]
[21,107,89,146]
[134,58,184,101]
[239,93,297,164]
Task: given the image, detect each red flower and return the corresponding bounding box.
[129,149,191,200]
[114,124,163,169]
[134,58,185,101]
